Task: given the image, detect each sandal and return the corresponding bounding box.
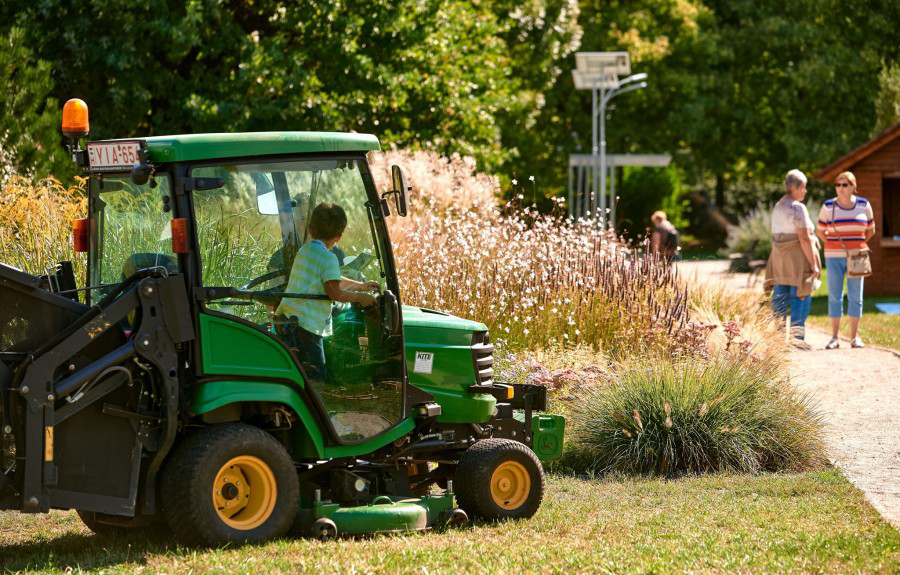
[850,337,865,349]
[825,338,840,350]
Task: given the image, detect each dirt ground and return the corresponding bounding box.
[680,259,900,527]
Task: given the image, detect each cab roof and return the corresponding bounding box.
[130,132,381,163]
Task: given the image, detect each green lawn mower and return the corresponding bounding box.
[0,99,564,545]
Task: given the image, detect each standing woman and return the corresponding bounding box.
[815,171,876,349]
[764,169,820,341]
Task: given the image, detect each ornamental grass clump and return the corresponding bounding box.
[0,176,86,278]
[568,351,827,476]
[370,149,689,355]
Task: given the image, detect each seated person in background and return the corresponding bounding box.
[276,202,380,384]
[650,210,680,263]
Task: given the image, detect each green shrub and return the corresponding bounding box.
[566,351,826,476]
[615,166,686,239]
[721,201,822,265]
[721,206,771,262]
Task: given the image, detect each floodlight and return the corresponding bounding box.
[572,70,619,90]
[574,52,631,77]
[618,73,648,86]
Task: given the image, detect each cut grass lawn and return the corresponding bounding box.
[805,268,900,351]
[2,470,897,574]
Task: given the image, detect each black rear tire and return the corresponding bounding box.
[160,423,298,546]
[77,510,169,538]
[454,438,544,521]
[77,510,123,536]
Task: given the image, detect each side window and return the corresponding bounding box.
[193,167,283,326]
[92,175,175,287]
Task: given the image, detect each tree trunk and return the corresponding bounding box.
[715,173,725,209]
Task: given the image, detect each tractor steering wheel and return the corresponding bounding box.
[240,269,287,291]
[379,290,400,338]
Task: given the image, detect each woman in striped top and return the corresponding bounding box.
[815,171,876,349]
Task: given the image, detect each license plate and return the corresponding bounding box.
[87,141,143,171]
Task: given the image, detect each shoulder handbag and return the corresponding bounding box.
[830,201,872,278]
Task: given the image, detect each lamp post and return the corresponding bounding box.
[572,53,646,227]
[599,73,647,228]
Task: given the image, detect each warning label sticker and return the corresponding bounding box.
[413,351,434,374]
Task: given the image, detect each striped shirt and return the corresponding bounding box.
[276,239,341,336]
[817,197,875,258]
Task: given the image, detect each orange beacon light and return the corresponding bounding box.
[62,99,90,140]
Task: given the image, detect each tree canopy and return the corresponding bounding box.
[2,0,898,216]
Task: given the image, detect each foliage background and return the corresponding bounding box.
[1,1,899,237]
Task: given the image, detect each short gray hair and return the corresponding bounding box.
[784,169,807,192]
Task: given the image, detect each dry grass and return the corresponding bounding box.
[0,176,86,278]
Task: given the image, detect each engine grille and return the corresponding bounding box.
[471,331,494,385]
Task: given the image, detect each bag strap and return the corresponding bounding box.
[830,200,854,256]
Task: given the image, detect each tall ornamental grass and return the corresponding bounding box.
[566,350,826,475]
[0,176,86,278]
[369,149,498,216]
[370,150,689,355]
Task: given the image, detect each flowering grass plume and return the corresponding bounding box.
[369,149,498,216]
[0,176,86,278]
[372,149,690,355]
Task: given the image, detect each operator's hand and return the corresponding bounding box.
[362,280,381,293]
[357,292,378,307]
[811,266,820,281]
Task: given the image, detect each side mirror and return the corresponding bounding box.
[390,165,409,217]
[254,173,278,215]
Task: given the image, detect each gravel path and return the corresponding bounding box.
[789,327,900,527]
[680,260,900,527]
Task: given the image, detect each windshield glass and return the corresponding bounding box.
[88,174,175,297]
[192,158,403,441]
[192,159,387,307]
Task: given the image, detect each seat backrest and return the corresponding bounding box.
[122,253,179,278]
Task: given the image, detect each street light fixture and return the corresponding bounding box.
[599,74,647,227]
[572,52,647,226]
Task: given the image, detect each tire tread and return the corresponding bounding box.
[160,423,298,546]
[454,438,544,521]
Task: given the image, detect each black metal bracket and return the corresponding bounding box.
[466,382,512,402]
[182,177,225,192]
[15,270,194,514]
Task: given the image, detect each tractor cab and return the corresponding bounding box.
[84,146,408,442]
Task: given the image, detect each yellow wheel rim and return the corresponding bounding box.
[490,461,530,510]
[212,456,277,530]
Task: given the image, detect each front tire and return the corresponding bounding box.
[161,423,299,546]
[454,438,544,521]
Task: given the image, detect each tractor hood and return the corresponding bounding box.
[401,305,495,424]
[401,305,487,333]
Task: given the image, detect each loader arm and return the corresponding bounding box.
[4,266,194,514]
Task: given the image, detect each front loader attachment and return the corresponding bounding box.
[0,262,194,516]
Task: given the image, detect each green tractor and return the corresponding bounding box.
[0,100,564,545]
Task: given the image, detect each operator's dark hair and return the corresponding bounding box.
[308,202,347,240]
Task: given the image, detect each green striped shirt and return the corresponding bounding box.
[276,240,341,335]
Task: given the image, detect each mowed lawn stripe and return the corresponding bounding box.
[1,470,897,574]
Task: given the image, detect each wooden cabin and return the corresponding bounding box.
[815,122,900,295]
